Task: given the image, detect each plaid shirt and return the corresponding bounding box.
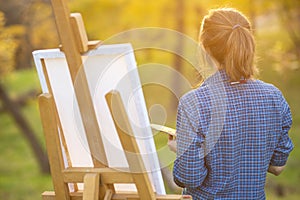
[173,70,293,199]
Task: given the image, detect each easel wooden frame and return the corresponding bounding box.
[39,92,190,200]
[37,0,192,199]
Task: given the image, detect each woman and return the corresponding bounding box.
[170,8,293,199]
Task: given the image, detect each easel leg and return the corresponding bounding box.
[83,173,100,200]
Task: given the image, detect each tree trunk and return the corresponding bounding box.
[170,0,185,111]
[248,0,256,33]
[0,82,49,173]
[15,30,33,70]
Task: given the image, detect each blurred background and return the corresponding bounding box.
[0,0,299,199]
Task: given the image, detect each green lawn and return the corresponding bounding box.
[0,69,52,200]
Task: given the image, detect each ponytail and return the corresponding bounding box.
[199,8,257,82]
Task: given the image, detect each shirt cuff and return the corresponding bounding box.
[174,175,185,188]
[270,154,289,166]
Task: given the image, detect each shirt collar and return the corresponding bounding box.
[203,69,248,86]
[203,69,229,85]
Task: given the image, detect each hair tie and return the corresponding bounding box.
[232,24,241,30]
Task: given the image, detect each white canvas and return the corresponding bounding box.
[33,43,165,194]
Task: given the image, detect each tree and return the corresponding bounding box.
[0,82,49,173]
[0,0,57,70]
[0,0,33,69]
[0,2,54,173]
[279,0,300,62]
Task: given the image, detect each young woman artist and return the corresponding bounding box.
[169,8,294,199]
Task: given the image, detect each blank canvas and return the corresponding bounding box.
[33,43,165,194]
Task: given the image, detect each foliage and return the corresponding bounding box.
[28,2,58,49]
[0,12,21,75]
[0,0,58,73]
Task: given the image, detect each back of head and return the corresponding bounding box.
[199,8,257,81]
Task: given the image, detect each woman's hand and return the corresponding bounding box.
[268,165,285,176]
[168,135,177,153]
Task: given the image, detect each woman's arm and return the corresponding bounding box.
[173,98,207,188]
[269,93,293,173]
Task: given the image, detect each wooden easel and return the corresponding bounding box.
[38,0,192,199]
[50,0,106,168]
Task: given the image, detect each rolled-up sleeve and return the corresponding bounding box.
[270,94,294,166]
[173,97,208,188]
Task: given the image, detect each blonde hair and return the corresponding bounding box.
[199,8,257,81]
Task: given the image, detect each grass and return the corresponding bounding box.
[0,69,52,200]
[0,108,53,200]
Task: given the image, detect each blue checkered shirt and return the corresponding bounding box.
[173,70,293,199]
